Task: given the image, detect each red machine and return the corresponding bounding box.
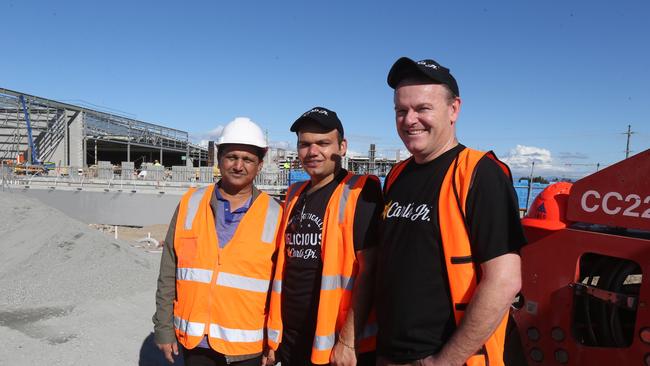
[514,149,650,365]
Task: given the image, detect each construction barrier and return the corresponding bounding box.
[121,162,134,180]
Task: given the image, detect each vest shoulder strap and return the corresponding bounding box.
[384,157,412,194]
[286,181,308,204]
[184,185,211,230]
[260,192,282,243]
[484,150,513,182]
[338,173,369,223]
[451,148,512,222]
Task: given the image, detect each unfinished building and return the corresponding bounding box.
[0,88,208,169]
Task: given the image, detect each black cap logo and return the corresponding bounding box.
[416,60,439,70]
[303,108,329,117]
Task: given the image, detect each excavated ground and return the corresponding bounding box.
[0,190,181,365]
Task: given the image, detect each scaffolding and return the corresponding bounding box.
[0,87,208,167]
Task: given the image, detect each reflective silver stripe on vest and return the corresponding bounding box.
[286,182,304,205]
[267,328,281,343]
[321,274,355,291]
[176,268,213,283]
[272,279,282,293]
[216,272,271,293]
[261,198,281,243]
[174,315,205,337]
[185,186,209,230]
[360,322,378,339]
[338,175,361,222]
[313,332,336,350]
[209,323,264,343]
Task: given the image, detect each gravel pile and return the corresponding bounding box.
[0,191,173,365]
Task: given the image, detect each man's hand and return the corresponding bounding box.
[435,253,521,365]
[330,340,357,366]
[156,342,179,364]
[262,348,276,366]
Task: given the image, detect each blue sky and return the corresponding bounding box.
[2,0,649,179]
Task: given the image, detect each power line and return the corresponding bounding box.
[564,162,602,172]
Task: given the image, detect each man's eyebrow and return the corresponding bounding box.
[299,138,331,144]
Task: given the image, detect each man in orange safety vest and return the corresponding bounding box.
[153,118,283,366]
[375,57,527,366]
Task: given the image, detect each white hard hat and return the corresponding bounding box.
[217,118,268,148]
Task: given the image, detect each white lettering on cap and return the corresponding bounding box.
[417,61,439,70]
[303,108,329,117]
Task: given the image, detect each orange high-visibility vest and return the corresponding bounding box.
[173,184,282,356]
[384,147,512,366]
[267,172,379,364]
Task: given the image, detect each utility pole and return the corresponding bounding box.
[525,161,535,210]
[623,124,635,158]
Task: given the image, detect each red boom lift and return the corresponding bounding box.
[514,149,650,365]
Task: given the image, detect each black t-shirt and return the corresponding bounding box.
[279,169,383,366]
[376,144,526,362]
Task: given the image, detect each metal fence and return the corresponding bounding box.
[121,162,134,180]
[4,162,549,211]
[171,166,195,182]
[1,161,15,189]
[255,169,289,187]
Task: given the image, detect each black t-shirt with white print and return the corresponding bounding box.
[279,169,382,366]
[376,144,526,362]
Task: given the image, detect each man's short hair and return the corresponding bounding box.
[294,130,344,145]
[396,75,457,105]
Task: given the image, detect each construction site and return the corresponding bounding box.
[0,88,402,365]
[0,88,399,224]
[1,87,649,365]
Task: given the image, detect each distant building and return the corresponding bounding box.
[0,88,208,168]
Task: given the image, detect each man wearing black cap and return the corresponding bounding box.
[266,107,383,366]
[376,58,526,366]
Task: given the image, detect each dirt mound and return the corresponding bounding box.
[0,191,171,365]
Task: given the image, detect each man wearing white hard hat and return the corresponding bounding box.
[153,118,284,366]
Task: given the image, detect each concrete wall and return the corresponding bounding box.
[15,185,183,226]
[70,111,84,167]
[41,110,84,167]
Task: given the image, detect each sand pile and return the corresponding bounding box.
[0,191,176,365]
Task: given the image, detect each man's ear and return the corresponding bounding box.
[449,97,462,126]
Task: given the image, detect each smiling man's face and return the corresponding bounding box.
[394,81,461,163]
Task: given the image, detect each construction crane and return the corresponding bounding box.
[15,95,46,175]
[19,95,39,165]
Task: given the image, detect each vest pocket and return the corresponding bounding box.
[176,237,199,266]
[450,255,473,264]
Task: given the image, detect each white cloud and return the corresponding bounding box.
[501,145,571,178]
[191,124,225,147]
[192,117,293,151]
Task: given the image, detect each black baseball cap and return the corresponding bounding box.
[387,57,460,97]
[290,107,344,138]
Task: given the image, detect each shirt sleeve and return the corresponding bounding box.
[465,157,527,264]
[152,205,179,344]
[353,176,384,252]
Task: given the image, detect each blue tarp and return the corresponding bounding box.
[288,170,546,210]
[288,170,311,186]
[514,183,548,210]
